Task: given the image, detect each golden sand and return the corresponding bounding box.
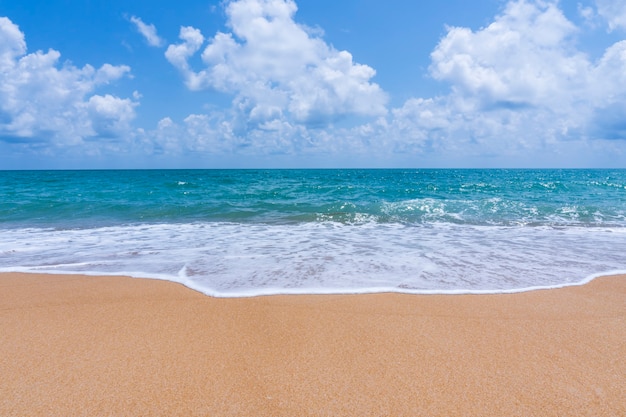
[1,272,625,416]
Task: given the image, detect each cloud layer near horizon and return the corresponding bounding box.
[2,0,626,167]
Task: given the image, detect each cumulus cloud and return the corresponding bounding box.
[164,26,206,89]
[595,0,626,31]
[0,16,137,147]
[430,1,588,109]
[130,16,164,47]
[165,0,387,126]
[389,0,626,161]
[87,94,137,138]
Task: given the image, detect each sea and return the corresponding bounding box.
[0,169,625,297]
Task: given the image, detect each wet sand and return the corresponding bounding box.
[1,272,625,416]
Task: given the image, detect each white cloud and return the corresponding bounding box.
[0,16,26,68]
[388,0,626,162]
[87,94,137,138]
[130,16,164,47]
[149,112,292,156]
[164,26,206,90]
[578,4,594,19]
[595,0,626,31]
[430,1,588,108]
[165,0,387,126]
[0,16,137,148]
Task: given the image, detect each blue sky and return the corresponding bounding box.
[1,0,626,169]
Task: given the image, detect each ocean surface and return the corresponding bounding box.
[1,169,625,297]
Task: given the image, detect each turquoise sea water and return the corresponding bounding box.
[1,169,625,296]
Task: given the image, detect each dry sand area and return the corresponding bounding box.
[1,272,625,416]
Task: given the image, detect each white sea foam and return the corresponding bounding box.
[1,222,625,297]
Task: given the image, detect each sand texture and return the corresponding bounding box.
[1,272,625,416]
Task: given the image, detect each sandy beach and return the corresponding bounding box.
[1,272,625,416]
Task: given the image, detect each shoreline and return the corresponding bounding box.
[1,272,625,416]
[4,268,626,298]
